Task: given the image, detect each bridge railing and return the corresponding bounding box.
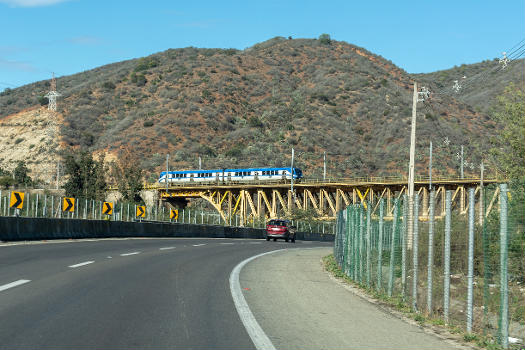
[115,174,503,191]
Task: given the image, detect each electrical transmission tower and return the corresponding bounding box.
[45,73,61,111]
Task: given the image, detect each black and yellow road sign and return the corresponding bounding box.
[170,209,179,220]
[62,197,75,212]
[136,205,146,218]
[10,191,24,209]
[102,202,113,215]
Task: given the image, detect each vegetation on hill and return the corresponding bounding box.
[413,58,524,114]
[0,37,507,182]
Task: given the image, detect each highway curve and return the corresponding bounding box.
[0,238,328,349]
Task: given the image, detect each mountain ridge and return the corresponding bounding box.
[0,37,511,185]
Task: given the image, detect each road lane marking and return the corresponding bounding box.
[159,247,175,250]
[249,242,262,244]
[230,249,285,350]
[68,261,94,268]
[220,243,235,245]
[192,244,206,247]
[120,252,140,256]
[0,279,31,292]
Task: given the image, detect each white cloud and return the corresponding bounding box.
[67,36,102,45]
[0,0,69,7]
[0,58,37,72]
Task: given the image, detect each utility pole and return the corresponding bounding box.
[407,83,429,248]
[323,151,326,181]
[407,82,418,248]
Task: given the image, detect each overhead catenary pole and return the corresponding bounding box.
[429,141,433,190]
[460,145,464,179]
[323,151,326,181]
[56,161,60,190]
[290,148,295,195]
[166,154,169,193]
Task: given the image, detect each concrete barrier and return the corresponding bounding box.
[0,217,334,242]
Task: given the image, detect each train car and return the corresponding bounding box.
[158,167,303,184]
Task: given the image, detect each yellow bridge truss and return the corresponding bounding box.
[152,176,502,226]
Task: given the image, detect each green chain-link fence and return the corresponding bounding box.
[334,184,523,349]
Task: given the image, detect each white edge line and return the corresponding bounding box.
[159,247,175,250]
[68,261,95,268]
[0,279,31,292]
[120,252,140,256]
[229,249,285,350]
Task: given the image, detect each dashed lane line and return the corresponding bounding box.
[68,261,95,268]
[159,247,175,250]
[0,279,31,292]
[120,252,141,256]
[192,244,206,247]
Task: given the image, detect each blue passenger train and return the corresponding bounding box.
[158,167,303,183]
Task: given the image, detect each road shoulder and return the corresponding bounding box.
[240,247,469,350]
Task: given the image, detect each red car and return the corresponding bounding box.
[266,219,296,243]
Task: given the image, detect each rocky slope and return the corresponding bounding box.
[0,37,508,183]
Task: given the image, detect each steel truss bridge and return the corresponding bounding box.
[151,176,502,225]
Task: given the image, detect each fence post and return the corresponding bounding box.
[35,194,39,218]
[377,198,384,291]
[412,193,420,311]
[358,206,364,283]
[499,184,509,349]
[444,190,452,324]
[388,198,399,297]
[366,202,371,288]
[401,194,408,300]
[26,192,30,217]
[467,187,475,333]
[346,206,352,276]
[427,190,435,315]
[353,206,359,280]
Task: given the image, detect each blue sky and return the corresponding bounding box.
[0,0,523,90]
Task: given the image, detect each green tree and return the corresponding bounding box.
[318,33,331,45]
[0,176,15,189]
[490,83,525,224]
[64,152,107,200]
[111,150,144,203]
[13,161,32,186]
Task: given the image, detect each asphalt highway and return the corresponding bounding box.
[0,238,329,349]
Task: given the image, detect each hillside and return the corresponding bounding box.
[413,58,524,114]
[0,37,503,184]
